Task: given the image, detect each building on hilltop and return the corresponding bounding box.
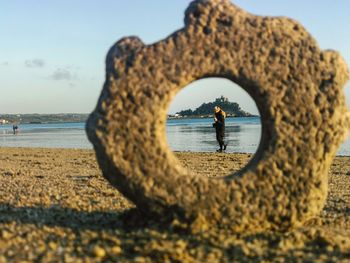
[176,96,255,118]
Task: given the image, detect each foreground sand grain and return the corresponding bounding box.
[0,147,349,262]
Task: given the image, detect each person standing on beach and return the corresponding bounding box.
[213,106,227,152]
[12,124,18,135]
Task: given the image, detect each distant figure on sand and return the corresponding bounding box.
[13,125,18,135]
[213,106,227,152]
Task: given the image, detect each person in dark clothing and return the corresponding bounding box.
[13,125,18,135]
[213,106,227,152]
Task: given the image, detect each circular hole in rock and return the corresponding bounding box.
[167,77,262,178]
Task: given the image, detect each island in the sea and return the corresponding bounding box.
[169,96,258,119]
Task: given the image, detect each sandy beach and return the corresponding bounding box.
[0,147,349,262]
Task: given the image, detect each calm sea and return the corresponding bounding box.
[0,117,349,156]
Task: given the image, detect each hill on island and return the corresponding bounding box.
[175,96,255,117]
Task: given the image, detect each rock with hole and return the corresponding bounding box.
[86,0,350,232]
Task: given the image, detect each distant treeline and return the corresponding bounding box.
[176,96,255,117]
[0,114,89,124]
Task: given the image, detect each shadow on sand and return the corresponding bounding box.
[0,203,349,261]
[0,203,172,232]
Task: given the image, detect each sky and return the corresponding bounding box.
[1,1,349,115]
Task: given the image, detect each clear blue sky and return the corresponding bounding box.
[1,1,349,114]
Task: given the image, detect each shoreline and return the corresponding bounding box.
[1,146,350,157]
[167,115,260,120]
[0,147,349,261]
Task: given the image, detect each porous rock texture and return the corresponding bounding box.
[86,0,350,232]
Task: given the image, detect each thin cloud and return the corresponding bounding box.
[65,65,80,71]
[25,59,45,68]
[50,68,77,81]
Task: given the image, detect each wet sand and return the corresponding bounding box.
[0,147,349,262]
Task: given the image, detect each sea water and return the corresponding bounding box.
[0,117,349,156]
